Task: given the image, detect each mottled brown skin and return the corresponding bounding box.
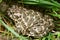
[7,5,54,38]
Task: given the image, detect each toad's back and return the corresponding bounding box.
[7,5,54,38]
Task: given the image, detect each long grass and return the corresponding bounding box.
[0,0,2,3]
[0,18,28,40]
[18,0,60,9]
[0,0,60,40]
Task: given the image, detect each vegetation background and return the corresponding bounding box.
[0,0,60,40]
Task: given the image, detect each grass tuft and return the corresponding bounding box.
[0,19,28,40]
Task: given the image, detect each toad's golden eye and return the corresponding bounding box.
[7,5,54,38]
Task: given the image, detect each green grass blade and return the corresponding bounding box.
[19,0,60,9]
[23,2,38,4]
[49,13,60,18]
[42,37,46,40]
[0,19,28,40]
[54,32,60,37]
[0,0,2,3]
